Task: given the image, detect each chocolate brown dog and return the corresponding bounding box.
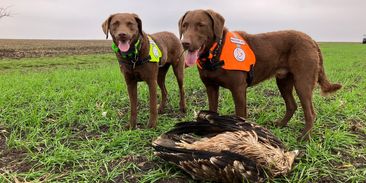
[102,13,186,129]
[178,9,342,140]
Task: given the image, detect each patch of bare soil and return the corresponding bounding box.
[328,119,366,182]
[328,148,366,183]
[0,39,112,59]
[109,155,189,183]
[318,176,337,183]
[263,89,278,97]
[69,123,107,141]
[0,126,32,174]
[160,107,187,119]
[157,178,189,183]
[348,119,366,142]
[188,88,207,108]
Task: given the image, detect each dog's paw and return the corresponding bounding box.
[179,107,187,114]
[158,107,165,114]
[275,120,288,128]
[124,123,136,130]
[297,132,310,142]
[147,122,157,129]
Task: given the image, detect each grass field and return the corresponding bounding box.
[0,42,365,182]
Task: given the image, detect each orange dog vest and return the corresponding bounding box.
[197,31,256,72]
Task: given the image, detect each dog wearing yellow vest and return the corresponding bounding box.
[102,13,186,129]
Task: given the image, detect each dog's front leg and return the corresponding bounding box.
[204,83,219,113]
[126,79,138,129]
[146,79,158,128]
[231,85,247,118]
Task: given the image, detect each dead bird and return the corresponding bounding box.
[152,110,298,183]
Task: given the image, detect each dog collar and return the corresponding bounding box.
[112,38,141,60]
[111,36,162,68]
[197,35,225,71]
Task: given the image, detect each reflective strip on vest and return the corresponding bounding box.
[148,36,162,63]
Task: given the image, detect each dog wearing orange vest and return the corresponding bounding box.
[179,9,342,140]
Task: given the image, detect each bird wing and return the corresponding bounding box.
[153,142,266,183]
[204,112,286,149]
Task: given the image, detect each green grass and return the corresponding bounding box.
[1,43,365,182]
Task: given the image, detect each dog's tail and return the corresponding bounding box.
[316,42,342,96]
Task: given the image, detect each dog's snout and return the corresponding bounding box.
[181,41,191,50]
[118,32,128,39]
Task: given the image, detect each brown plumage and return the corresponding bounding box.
[152,111,298,183]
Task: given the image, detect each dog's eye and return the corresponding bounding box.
[112,21,119,27]
[182,23,188,28]
[197,22,205,27]
[127,21,134,26]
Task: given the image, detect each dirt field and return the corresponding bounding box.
[0,39,112,59]
[1,42,365,182]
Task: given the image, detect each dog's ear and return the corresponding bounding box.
[132,13,143,36]
[178,11,190,39]
[205,9,225,41]
[102,14,114,39]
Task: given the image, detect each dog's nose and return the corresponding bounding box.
[118,33,128,39]
[181,41,191,50]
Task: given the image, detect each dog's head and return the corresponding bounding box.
[178,9,225,67]
[102,13,142,52]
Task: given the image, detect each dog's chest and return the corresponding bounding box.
[199,69,231,87]
[119,65,145,81]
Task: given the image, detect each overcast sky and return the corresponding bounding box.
[0,0,365,42]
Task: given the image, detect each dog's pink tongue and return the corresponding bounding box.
[185,50,198,67]
[118,41,130,52]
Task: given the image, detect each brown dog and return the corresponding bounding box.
[178,9,342,140]
[102,13,186,129]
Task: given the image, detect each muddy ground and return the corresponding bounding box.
[0,39,112,59]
